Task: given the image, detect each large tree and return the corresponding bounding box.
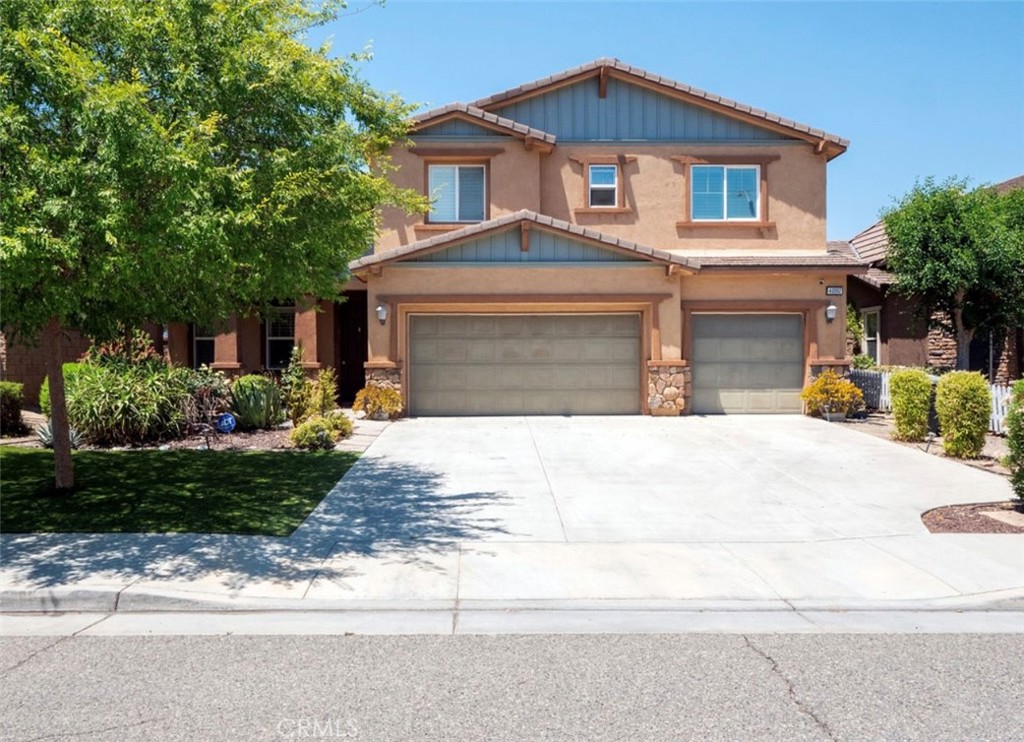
[883,177,1024,371]
[1,0,423,491]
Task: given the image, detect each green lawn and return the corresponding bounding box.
[0,447,357,536]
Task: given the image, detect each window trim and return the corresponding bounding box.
[191,324,216,370]
[861,306,881,364]
[264,304,296,371]
[425,162,488,224]
[673,154,779,231]
[571,155,635,215]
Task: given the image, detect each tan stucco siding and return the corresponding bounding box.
[366,265,682,363]
[541,144,826,251]
[377,140,542,252]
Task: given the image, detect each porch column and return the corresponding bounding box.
[294,297,321,374]
[212,316,243,373]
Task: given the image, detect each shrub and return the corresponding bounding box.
[800,369,863,417]
[182,366,232,427]
[83,327,163,369]
[66,364,192,445]
[0,381,26,436]
[851,354,877,370]
[230,374,282,431]
[309,368,339,418]
[935,371,991,459]
[280,345,312,425]
[1007,380,1024,500]
[40,362,93,417]
[353,385,403,420]
[36,420,83,450]
[889,369,933,441]
[289,412,353,450]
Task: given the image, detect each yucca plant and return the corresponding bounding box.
[36,420,83,450]
[230,375,282,431]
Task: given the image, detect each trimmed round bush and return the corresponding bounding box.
[289,413,353,450]
[935,371,991,458]
[889,369,933,442]
[1007,380,1024,500]
[230,374,282,431]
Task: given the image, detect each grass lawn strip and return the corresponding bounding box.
[0,447,357,536]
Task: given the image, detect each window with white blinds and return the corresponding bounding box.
[691,165,760,221]
[428,165,486,222]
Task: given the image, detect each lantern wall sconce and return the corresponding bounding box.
[825,302,838,323]
[375,303,389,325]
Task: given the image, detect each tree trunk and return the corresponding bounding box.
[951,300,974,372]
[43,317,75,492]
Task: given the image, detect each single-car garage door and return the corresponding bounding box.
[691,314,804,414]
[409,314,640,415]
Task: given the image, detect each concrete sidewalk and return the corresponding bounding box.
[2,417,1022,623]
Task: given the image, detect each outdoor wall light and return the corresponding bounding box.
[825,302,838,323]
[375,303,389,325]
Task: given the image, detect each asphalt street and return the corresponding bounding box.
[2,633,1022,741]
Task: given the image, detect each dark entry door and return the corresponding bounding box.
[335,291,368,405]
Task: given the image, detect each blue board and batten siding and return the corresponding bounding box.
[491,78,791,143]
[416,119,512,138]
[408,228,643,264]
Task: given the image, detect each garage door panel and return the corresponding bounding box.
[692,314,804,414]
[410,314,640,416]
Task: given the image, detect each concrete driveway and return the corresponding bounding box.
[2,416,1022,619]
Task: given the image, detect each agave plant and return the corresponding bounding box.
[36,420,83,450]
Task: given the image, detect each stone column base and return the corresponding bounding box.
[364,364,402,394]
[647,361,690,416]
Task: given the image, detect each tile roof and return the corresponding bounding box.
[411,103,557,145]
[469,58,849,156]
[994,174,1024,193]
[692,253,866,271]
[855,267,895,289]
[350,211,700,271]
[849,220,889,265]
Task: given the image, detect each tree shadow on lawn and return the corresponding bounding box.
[1,455,512,594]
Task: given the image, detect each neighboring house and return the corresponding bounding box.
[348,59,862,415]
[2,59,864,414]
[847,175,1023,384]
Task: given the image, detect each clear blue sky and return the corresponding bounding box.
[309,1,1024,241]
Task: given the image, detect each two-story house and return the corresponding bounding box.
[347,59,862,416]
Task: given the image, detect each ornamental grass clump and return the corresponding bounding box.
[1007,380,1024,500]
[800,369,863,418]
[889,369,933,442]
[934,371,991,458]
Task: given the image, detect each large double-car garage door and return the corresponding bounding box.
[691,314,805,414]
[409,314,640,415]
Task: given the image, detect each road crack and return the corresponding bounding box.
[743,635,838,741]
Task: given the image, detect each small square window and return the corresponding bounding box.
[589,164,618,208]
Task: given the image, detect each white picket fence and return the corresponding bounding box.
[849,370,1015,435]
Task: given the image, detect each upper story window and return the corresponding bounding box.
[265,305,295,371]
[192,325,216,369]
[588,165,618,208]
[691,165,760,221]
[428,164,486,223]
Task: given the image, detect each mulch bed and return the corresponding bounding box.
[922,500,1024,534]
[162,426,293,451]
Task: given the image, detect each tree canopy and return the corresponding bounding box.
[1,0,423,342]
[882,177,1024,369]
